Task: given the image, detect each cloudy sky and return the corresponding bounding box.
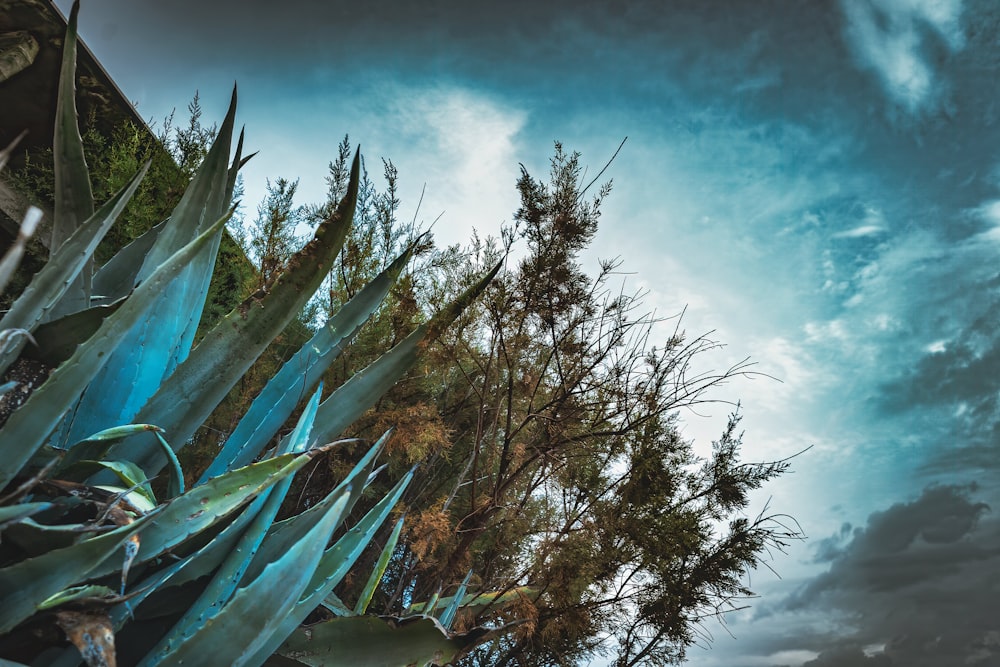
[52,1,1000,665]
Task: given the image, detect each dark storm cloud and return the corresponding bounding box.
[779,484,1000,666]
[802,646,892,667]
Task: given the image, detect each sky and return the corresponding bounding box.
[50,1,1000,665]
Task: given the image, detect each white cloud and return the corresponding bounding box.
[839,0,966,114]
[365,84,527,248]
[970,199,1000,243]
[834,224,886,238]
[235,82,526,252]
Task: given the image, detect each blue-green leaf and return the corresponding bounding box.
[48,0,94,319]
[0,206,42,298]
[437,569,474,631]
[139,386,323,661]
[61,90,238,447]
[25,297,125,368]
[354,515,405,615]
[0,501,53,530]
[113,150,361,478]
[91,218,168,305]
[0,211,231,490]
[56,423,164,470]
[200,242,415,482]
[309,259,502,447]
[271,616,491,667]
[245,468,414,665]
[139,487,351,667]
[0,161,150,375]
[0,510,153,633]
[84,437,333,582]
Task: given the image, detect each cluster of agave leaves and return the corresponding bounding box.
[0,3,519,666]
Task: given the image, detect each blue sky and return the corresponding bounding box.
[54,1,1000,665]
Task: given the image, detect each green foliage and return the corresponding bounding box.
[0,5,507,666]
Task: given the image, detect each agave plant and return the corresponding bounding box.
[0,3,517,665]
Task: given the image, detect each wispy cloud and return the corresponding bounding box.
[839,0,966,114]
[365,83,527,247]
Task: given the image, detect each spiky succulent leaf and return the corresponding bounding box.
[201,242,416,481]
[24,298,124,368]
[309,259,502,446]
[0,510,154,633]
[91,218,167,305]
[54,423,163,472]
[62,90,238,446]
[152,431,186,498]
[139,487,351,667]
[48,0,94,319]
[0,161,150,375]
[140,386,323,660]
[0,206,42,298]
[0,129,27,172]
[405,586,540,616]
[437,569,474,631]
[115,150,361,478]
[245,468,414,665]
[0,502,53,530]
[37,584,118,610]
[270,616,492,667]
[238,434,388,590]
[354,515,405,615]
[0,211,230,490]
[85,443,331,582]
[105,494,271,631]
[59,459,156,508]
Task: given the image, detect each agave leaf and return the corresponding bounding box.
[0,161,150,375]
[424,589,441,616]
[55,423,164,471]
[0,211,231,491]
[271,616,491,667]
[320,591,354,618]
[0,206,42,298]
[0,501,53,530]
[240,433,388,585]
[37,584,118,610]
[1,517,99,555]
[225,127,248,208]
[104,493,271,633]
[354,515,405,615]
[244,468,414,665]
[85,443,332,582]
[91,218,168,305]
[152,431,185,499]
[139,386,323,661]
[309,259,502,447]
[138,487,351,667]
[138,88,237,282]
[0,510,153,633]
[200,242,416,482]
[62,90,238,446]
[48,0,94,320]
[58,459,156,508]
[117,149,361,477]
[23,298,126,368]
[165,118,248,379]
[437,570,474,631]
[405,586,540,616]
